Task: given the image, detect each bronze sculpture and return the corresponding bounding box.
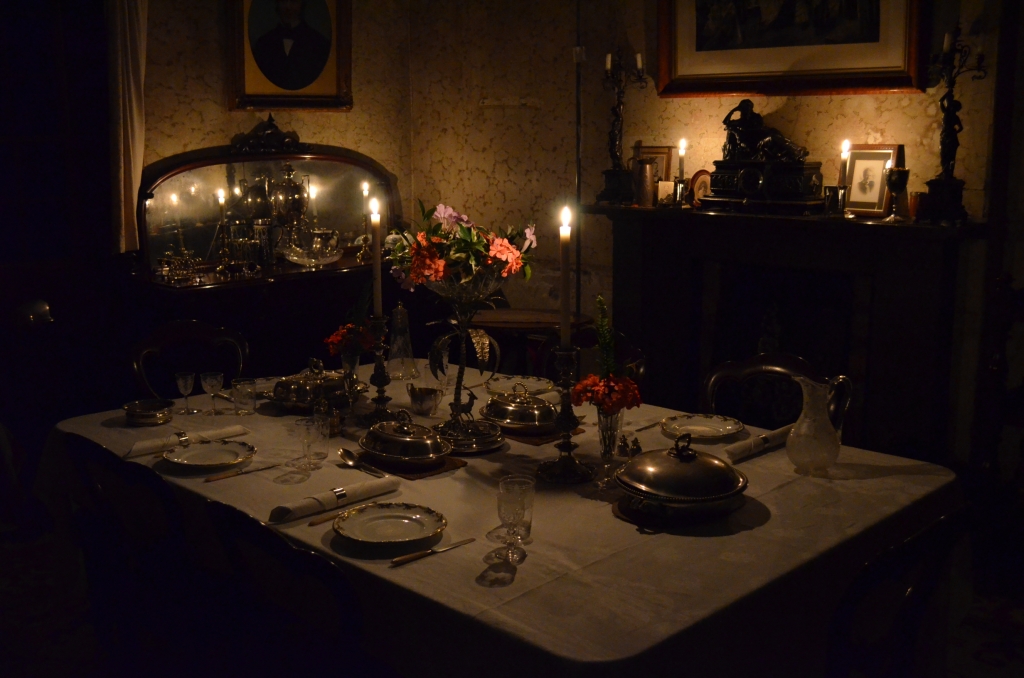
[721,100,809,163]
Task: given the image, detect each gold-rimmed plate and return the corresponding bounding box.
[332,502,447,544]
[660,413,744,440]
[485,375,554,396]
[162,440,256,468]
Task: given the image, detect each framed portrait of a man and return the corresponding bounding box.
[843,144,903,218]
[232,0,352,110]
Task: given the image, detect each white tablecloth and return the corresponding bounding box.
[42,366,960,677]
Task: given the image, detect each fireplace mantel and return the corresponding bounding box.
[583,205,984,462]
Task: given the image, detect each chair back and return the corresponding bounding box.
[826,508,968,678]
[132,319,249,399]
[703,352,849,431]
[205,501,392,675]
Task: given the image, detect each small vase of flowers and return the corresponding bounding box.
[571,296,642,460]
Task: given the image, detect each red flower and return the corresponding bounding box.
[571,374,641,416]
[324,323,374,356]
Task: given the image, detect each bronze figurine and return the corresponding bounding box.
[721,99,809,164]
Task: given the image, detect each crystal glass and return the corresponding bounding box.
[292,420,322,472]
[596,409,624,487]
[232,378,256,415]
[882,167,910,223]
[200,371,224,416]
[312,399,331,461]
[495,475,535,564]
[175,372,199,415]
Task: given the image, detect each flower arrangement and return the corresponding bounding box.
[324,322,374,357]
[571,296,641,416]
[386,202,537,290]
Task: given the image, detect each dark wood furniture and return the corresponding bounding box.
[586,204,982,462]
[469,309,593,375]
[131,320,250,400]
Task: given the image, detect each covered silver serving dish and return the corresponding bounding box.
[123,399,175,427]
[614,433,748,518]
[359,411,452,467]
[479,382,557,435]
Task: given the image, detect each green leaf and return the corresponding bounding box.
[523,263,532,281]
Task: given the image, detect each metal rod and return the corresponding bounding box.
[574,0,583,320]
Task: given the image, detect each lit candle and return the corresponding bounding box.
[839,139,850,186]
[678,138,687,180]
[559,206,572,349]
[885,159,893,170]
[233,186,242,196]
[605,53,612,72]
[361,181,370,214]
[635,52,643,71]
[309,185,318,217]
[370,198,382,317]
[217,188,225,222]
[943,32,952,53]
[170,192,179,227]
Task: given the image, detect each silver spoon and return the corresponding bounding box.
[337,447,386,478]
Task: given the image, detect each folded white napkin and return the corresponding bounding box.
[721,424,793,463]
[127,425,250,457]
[268,476,400,523]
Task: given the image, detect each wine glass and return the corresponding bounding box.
[312,399,331,461]
[175,372,199,415]
[495,475,535,564]
[200,372,224,416]
[882,166,911,223]
[293,420,322,472]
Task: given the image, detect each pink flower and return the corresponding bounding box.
[488,237,519,262]
[523,225,537,251]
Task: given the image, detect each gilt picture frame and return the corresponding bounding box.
[657,0,926,97]
[843,144,904,218]
[231,0,352,110]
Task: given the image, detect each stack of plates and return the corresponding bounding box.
[123,399,175,427]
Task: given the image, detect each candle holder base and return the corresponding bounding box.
[358,313,397,428]
[433,417,504,454]
[536,347,594,484]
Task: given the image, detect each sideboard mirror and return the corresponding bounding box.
[136,116,401,287]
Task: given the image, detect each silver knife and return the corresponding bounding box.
[390,538,476,567]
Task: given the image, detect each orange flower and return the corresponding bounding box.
[571,374,641,415]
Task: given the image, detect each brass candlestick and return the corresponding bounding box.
[356,214,372,265]
[359,313,397,427]
[537,347,594,484]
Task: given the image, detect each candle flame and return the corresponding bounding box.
[233,186,242,196]
[170,193,178,204]
[370,198,380,215]
[841,139,850,154]
[309,185,318,199]
[189,185,196,195]
[560,206,571,228]
[679,138,687,154]
[216,188,225,203]
[362,182,370,196]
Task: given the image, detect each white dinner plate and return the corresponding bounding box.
[332,502,447,544]
[485,375,554,396]
[162,440,256,468]
[660,413,745,440]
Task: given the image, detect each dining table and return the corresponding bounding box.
[37,362,962,677]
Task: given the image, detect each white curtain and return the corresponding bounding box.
[108,0,147,253]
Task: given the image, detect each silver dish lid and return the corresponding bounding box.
[614,433,747,504]
[361,411,451,461]
[480,383,556,427]
[123,399,175,417]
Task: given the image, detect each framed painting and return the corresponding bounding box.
[231,0,352,110]
[636,144,678,182]
[657,0,926,97]
[843,144,903,218]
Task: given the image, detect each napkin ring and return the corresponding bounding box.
[175,431,191,447]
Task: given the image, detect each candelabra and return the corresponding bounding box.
[537,347,594,484]
[359,313,397,427]
[924,23,987,224]
[596,48,647,204]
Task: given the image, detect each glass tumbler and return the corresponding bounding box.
[232,378,256,415]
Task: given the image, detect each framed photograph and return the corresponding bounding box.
[635,144,678,182]
[231,0,352,110]
[657,0,926,97]
[843,144,904,218]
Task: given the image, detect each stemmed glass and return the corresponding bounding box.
[293,420,322,472]
[200,372,224,416]
[312,399,331,462]
[496,475,535,564]
[882,166,911,223]
[175,372,199,415]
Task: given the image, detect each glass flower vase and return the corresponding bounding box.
[597,409,624,462]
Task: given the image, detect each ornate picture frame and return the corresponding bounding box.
[657,0,926,97]
[634,144,678,183]
[843,144,904,218]
[231,0,352,110]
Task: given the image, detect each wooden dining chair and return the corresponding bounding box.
[826,507,968,678]
[68,440,230,676]
[702,352,846,431]
[131,319,249,400]
[204,500,399,677]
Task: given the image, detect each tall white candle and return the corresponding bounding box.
[370,198,382,317]
[839,139,850,186]
[943,32,952,53]
[217,189,225,222]
[560,206,572,349]
[309,185,318,217]
[635,52,643,71]
[678,138,687,180]
[605,53,612,72]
